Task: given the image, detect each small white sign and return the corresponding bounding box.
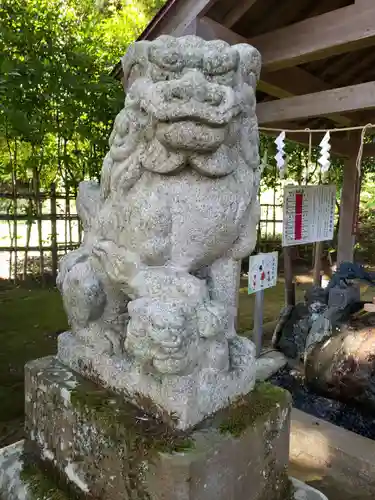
[282,184,336,247]
[248,251,278,294]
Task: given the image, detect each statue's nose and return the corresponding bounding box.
[167,71,224,107]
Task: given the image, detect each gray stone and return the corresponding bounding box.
[0,440,69,500]
[291,478,329,500]
[0,443,328,500]
[24,356,295,500]
[328,285,360,309]
[256,350,288,381]
[305,313,375,409]
[58,331,256,430]
[56,35,262,422]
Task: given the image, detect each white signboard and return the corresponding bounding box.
[282,184,336,247]
[248,252,278,294]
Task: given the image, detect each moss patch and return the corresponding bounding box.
[20,463,68,500]
[70,379,194,499]
[70,381,194,455]
[219,382,290,438]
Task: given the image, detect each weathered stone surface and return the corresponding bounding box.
[0,440,69,500]
[0,441,328,500]
[58,331,255,430]
[256,350,288,381]
[25,356,293,500]
[305,313,375,409]
[56,34,262,422]
[290,478,328,500]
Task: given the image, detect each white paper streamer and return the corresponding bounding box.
[318,131,331,173]
[275,131,286,171]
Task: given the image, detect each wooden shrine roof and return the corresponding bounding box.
[113,0,375,156]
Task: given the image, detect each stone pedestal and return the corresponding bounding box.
[0,356,328,499]
[24,356,291,500]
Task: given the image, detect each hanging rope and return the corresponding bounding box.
[356,123,372,175]
[306,128,312,184]
[259,124,375,134]
[260,122,375,178]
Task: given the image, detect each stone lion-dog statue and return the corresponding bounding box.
[57,35,261,385]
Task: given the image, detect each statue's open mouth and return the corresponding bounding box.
[155,121,227,152]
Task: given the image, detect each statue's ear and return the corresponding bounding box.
[121,41,150,92]
[233,44,262,90]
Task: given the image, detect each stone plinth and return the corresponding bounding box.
[24,356,292,500]
[57,331,256,430]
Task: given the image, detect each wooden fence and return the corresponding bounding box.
[0,183,81,283]
[0,184,285,283]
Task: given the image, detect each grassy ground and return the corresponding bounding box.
[0,281,68,445]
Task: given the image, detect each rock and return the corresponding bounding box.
[305,286,328,307]
[256,350,288,381]
[305,313,375,409]
[290,478,328,500]
[275,303,311,360]
[56,35,264,424]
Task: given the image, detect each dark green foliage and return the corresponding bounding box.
[0,0,167,187]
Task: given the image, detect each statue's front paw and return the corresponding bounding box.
[57,249,89,290]
[62,261,106,329]
[196,301,228,339]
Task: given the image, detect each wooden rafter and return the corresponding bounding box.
[259,67,375,127]
[197,17,372,127]
[249,2,375,70]
[144,0,219,39]
[199,1,375,71]
[257,81,375,124]
[259,68,352,127]
[222,0,258,29]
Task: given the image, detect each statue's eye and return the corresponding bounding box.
[150,66,174,82]
[206,71,234,87]
[149,47,184,71]
[203,49,239,75]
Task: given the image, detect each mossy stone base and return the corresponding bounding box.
[0,440,69,500]
[24,356,292,500]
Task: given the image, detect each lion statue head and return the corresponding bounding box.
[100,35,261,200]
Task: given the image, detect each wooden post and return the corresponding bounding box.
[313,241,323,286]
[337,156,358,264]
[283,246,295,306]
[50,183,58,282]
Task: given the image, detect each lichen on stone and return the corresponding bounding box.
[20,463,68,500]
[69,378,194,499]
[219,382,290,438]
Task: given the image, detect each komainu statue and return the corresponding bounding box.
[57,35,262,429]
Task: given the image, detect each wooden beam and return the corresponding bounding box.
[363,143,375,157]
[337,156,359,263]
[197,19,364,127]
[259,68,352,127]
[250,2,375,70]
[257,81,375,124]
[259,68,328,99]
[199,1,375,71]
[259,68,375,127]
[146,0,219,39]
[223,0,258,28]
[197,16,244,44]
